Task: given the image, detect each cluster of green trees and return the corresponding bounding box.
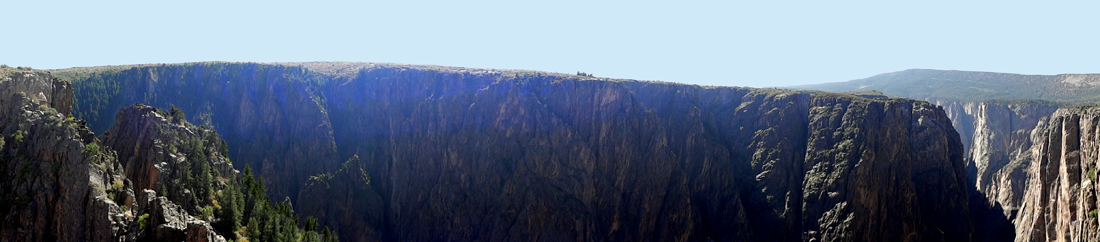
[155,106,336,242]
[215,166,337,242]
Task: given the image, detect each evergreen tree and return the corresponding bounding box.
[169,104,186,122]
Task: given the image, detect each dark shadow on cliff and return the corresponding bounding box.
[967,163,1015,242]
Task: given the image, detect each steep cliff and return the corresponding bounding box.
[930,101,1058,208]
[1012,108,1100,242]
[0,70,127,241]
[63,63,338,201]
[56,62,972,241]
[795,69,1100,242]
[0,69,308,242]
[927,100,1058,242]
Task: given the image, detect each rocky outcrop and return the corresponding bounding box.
[0,70,129,241]
[1012,109,1100,242]
[98,104,239,241]
[67,63,337,201]
[101,104,237,212]
[0,70,102,241]
[0,70,73,116]
[0,70,232,242]
[138,190,225,242]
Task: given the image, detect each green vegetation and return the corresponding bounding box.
[1089,166,1097,182]
[201,206,215,221]
[138,213,150,230]
[214,165,337,242]
[83,143,102,158]
[112,180,124,190]
[9,130,26,146]
[793,69,1100,105]
[146,107,335,242]
[0,65,33,76]
[170,104,186,123]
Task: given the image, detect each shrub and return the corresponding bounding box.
[202,206,215,221]
[112,180,124,190]
[83,143,101,157]
[9,130,26,146]
[138,213,150,230]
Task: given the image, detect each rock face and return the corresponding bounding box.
[101,104,237,212]
[0,70,73,116]
[68,63,338,201]
[1013,109,1100,242]
[797,69,1100,242]
[141,190,225,242]
[0,70,114,241]
[299,155,384,242]
[56,63,972,241]
[98,105,234,241]
[927,100,1058,242]
[288,66,969,241]
[0,70,228,242]
[931,101,1058,208]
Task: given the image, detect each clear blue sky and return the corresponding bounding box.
[3,0,1098,87]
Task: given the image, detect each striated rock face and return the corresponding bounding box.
[1013,109,1100,242]
[60,63,971,241]
[928,100,1059,242]
[962,103,1057,211]
[307,66,970,241]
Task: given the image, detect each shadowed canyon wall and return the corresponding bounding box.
[60,63,971,241]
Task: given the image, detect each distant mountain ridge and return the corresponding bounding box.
[793,69,1100,104]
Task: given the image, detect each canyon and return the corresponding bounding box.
[802,69,1100,242]
[54,62,970,241]
[4,63,1099,241]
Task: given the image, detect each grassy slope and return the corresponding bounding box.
[792,69,1100,105]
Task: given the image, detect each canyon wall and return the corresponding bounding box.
[1013,108,1100,242]
[60,63,972,241]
